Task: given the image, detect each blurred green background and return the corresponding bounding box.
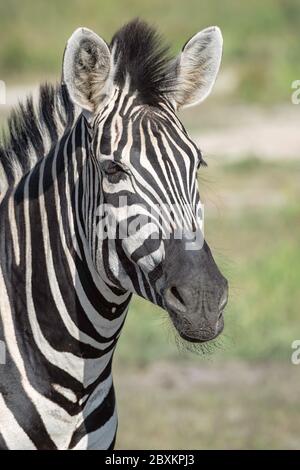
[0,0,299,102]
[0,0,300,450]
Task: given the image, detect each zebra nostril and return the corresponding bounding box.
[170,286,185,306]
[219,287,228,312]
[164,286,187,314]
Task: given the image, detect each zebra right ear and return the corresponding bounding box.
[171,26,223,109]
[63,27,112,113]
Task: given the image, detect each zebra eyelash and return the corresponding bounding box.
[197,152,207,170]
[197,158,207,169]
[101,160,130,183]
[195,147,207,170]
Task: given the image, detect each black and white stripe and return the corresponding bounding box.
[0,19,225,449]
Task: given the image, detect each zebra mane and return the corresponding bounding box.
[111,19,175,105]
[0,82,76,193]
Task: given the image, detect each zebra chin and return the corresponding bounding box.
[166,307,225,344]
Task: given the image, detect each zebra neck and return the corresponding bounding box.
[1,114,131,390]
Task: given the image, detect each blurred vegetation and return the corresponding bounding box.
[115,361,300,449]
[116,159,300,366]
[0,0,298,366]
[0,0,299,103]
[0,2,299,449]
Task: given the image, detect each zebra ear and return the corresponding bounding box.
[63,27,112,112]
[172,26,223,109]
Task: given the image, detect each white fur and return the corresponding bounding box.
[63,28,112,112]
[173,26,223,108]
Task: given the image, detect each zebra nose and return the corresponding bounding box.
[219,285,228,312]
[164,281,228,319]
[164,285,188,314]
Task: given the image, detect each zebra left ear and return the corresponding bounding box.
[63,27,112,112]
[172,26,223,109]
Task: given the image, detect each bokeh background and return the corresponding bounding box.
[0,0,299,449]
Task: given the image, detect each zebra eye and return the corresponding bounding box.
[101,160,130,182]
[102,161,122,176]
[102,161,124,175]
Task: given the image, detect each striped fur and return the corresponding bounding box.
[0,19,225,449]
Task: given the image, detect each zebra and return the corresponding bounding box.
[0,19,228,449]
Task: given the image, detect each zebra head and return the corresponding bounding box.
[63,20,228,344]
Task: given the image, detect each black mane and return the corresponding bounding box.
[0,83,74,190]
[111,19,175,105]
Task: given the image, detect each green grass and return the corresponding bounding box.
[0,0,299,103]
[116,159,300,365]
[115,157,300,449]
[114,157,300,449]
[114,361,300,449]
[221,217,300,360]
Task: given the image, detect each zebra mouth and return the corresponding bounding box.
[166,308,224,343]
[179,328,223,343]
